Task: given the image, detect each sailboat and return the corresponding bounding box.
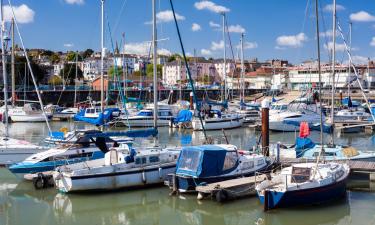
[192,13,243,130]
[255,0,350,210]
[53,0,180,193]
[0,6,49,166]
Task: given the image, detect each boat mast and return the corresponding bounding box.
[240,33,244,103]
[222,13,227,101]
[74,51,78,107]
[330,0,336,130]
[314,0,324,166]
[0,0,9,138]
[348,22,352,98]
[152,0,158,128]
[100,0,105,112]
[11,18,15,107]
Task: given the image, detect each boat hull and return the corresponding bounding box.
[55,164,176,192]
[10,114,51,122]
[258,177,347,210]
[192,118,243,130]
[0,147,46,166]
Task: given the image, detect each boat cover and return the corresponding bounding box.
[173,110,193,123]
[342,97,360,107]
[176,145,239,178]
[74,108,120,126]
[295,137,315,157]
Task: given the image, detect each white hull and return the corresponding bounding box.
[10,114,50,122]
[269,121,299,132]
[0,146,46,165]
[192,117,243,130]
[55,163,176,192]
[123,117,171,127]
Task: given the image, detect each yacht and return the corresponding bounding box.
[192,111,243,130]
[118,108,174,127]
[53,144,180,192]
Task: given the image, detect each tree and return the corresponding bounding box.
[167,53,181,62]
[66,51,83,62]
[82,49,94,59]
[49,53,60,64]
[59,63,83,85]
[6,55,48,85]
[202,74,213,84]
[146,64,162,78]
[48,75,63,85]
[108,66,123,78]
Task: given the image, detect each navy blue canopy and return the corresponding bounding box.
[295,137,315,157]
[176,145,239,178]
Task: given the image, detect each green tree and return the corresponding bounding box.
[48,75,63,85]
[49,53,60,64]
[146,64,162,78]
[202,74,212,84]
[59,63,83,85]
[132,71,142,76]
[66,51,83,62]
[81,49,94,59]
[108,66,123,78]
[6,55,48,85]
[167,53,181,62]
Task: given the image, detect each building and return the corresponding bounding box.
[83,57,112,81]
[162,58,218,87]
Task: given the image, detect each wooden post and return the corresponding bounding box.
[339,90,343,106]
[190,92,194,110]
[261,99,270,156]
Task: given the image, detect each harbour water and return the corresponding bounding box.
[1,121,375,225]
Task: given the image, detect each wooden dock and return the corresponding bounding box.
[195,174,268,202]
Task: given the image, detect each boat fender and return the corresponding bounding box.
[158,167,162,179]
[33,173,45,189]
[215,189,228,203]
[142,170,146,183]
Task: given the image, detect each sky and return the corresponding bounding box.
[4,0,375,64]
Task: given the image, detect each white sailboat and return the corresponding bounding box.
[53,0,180,193]
[0,5,48,165]
[256,0,350,210]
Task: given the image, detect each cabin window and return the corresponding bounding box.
[223,151,238,171]
[242,161,254,170]
[291,167,311,183]
[335,170,344,180]
[257,159,264,166]
[135,157,147,164]
[312,152,336,157]
[179,150,201,172]
[149,156,160,163]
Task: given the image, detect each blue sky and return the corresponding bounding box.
[5,0,375,64]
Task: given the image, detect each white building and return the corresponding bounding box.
[213,60,236,82]
[113,54,136,75]
[162,59,218,87]
[83,57,112,81]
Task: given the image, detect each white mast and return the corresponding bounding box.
[330,0,336,126]
[152,0,158,128]
[0,0,9,138]
[11,18,15,107]
[74,51,78,107]
[348,22,352,98]
[100,0,105,112]
[222,13,227,101]
[240,33,245,103]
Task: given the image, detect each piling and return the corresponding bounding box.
[261,99,270,156]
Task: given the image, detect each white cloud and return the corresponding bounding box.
[3,4,35,24]
[371,37,375,47]
[227,24,246,33]
[350,11,375,22]
[64,43,74,48]
[194,1,230,13]
[201,49,212,56]
[324,42,347,52]
[124,42,171,56]
[323,4,345,12]
[209,21,220,28]
[211,40,224,51]
[145,10,185,24]
[192,23,202,31]
[350,55,370,65]
[65,0,84,5]
[319,30,339,37]
[276,33,307,48]
[237,41,258,49]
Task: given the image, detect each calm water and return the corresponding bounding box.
[1,121,375,225]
